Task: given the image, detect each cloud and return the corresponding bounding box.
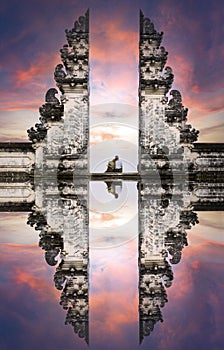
[0,52,60,111]
[90,124,137,147]
[14,54,57,88]
[90,15,139,105]
[0,243,59,302]
[197,212,224,231]
[0,239,89,349]
[198,122,224,142]
[90,240,138,346]
[0,213,39,244]
[90,211,119,224]
[91,18,138,65]
[90,129,118,146]
[13,268,59,301]
[147,238,224,350]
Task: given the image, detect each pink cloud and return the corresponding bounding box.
[1,52,60,111]
[0,243,59,302]
[91,131,118,144]
[91,18,138,65]
[154,240,224,349]
[14,52,59,87]
[12,266,59,302]
[90,17,138,105]
[90,212,120,224]
[90,290,138,343]
[90,243,138,343]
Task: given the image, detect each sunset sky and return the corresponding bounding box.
[0,1,224,349]
[0,0,223,142]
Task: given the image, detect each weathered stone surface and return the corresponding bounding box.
[26,175,89,343]
[0,181,34,204]
[0,143,34,174]
[27,10,89,176]
[138,11,200,182]
[138,11,201,343]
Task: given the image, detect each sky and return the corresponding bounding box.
[0,0,223,142]
[0,1,224,349]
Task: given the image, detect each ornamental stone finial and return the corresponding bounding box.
[54,10,89,92]
[65,9,89,46]
[140,10,163,44]
[74,9,89,33]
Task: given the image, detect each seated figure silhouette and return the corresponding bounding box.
[105,155,123,173]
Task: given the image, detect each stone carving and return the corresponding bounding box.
[55,10,89,91]
[39,232,63,266]
[27,210,48,231]
[162,66,174,91]
[165,90,188,124]
[60,49,88,81]
[54,11,89,172]
[54,264,89,343]
[74,15,88,32]
[180,210,199,229]
[140,10,163,44]
[139,257,173,341]
[27,123,47,143]
[168,90,182,110]
[26,178,89,343]
[138,192,196,342]
[66,10,89,45]
[62,97,89,156]
[180,124,199,144]
[28,10,89,174]
[164,228,188,264]
[39,88,64,122]
[139,13,180,174]
[139,11,199,178]
[45,88,59,104]
[142,18,156,35]
[153,46,168,65]
[138,14,196,341]
[27,88,63,144]
[54,64,67,86]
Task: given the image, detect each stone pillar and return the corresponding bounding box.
[26,12,90,342]
[27,87,64,175]
[138,11,199,343]
[27,178,89,343]
[139,11,174,174]
[27,11,89,176]
[54,10,89,175]
[138,10,199,175]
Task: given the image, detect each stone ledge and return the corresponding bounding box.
[0,142,34,152]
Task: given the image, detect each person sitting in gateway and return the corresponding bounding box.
[105,155,123,173]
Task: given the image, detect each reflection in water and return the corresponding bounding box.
[105,181,122,199]
[24,177,202,345]
[139,210,198,340]
[138,175,200,341]
[28,180,90,343]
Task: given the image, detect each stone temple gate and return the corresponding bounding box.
[0,10,224,344]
